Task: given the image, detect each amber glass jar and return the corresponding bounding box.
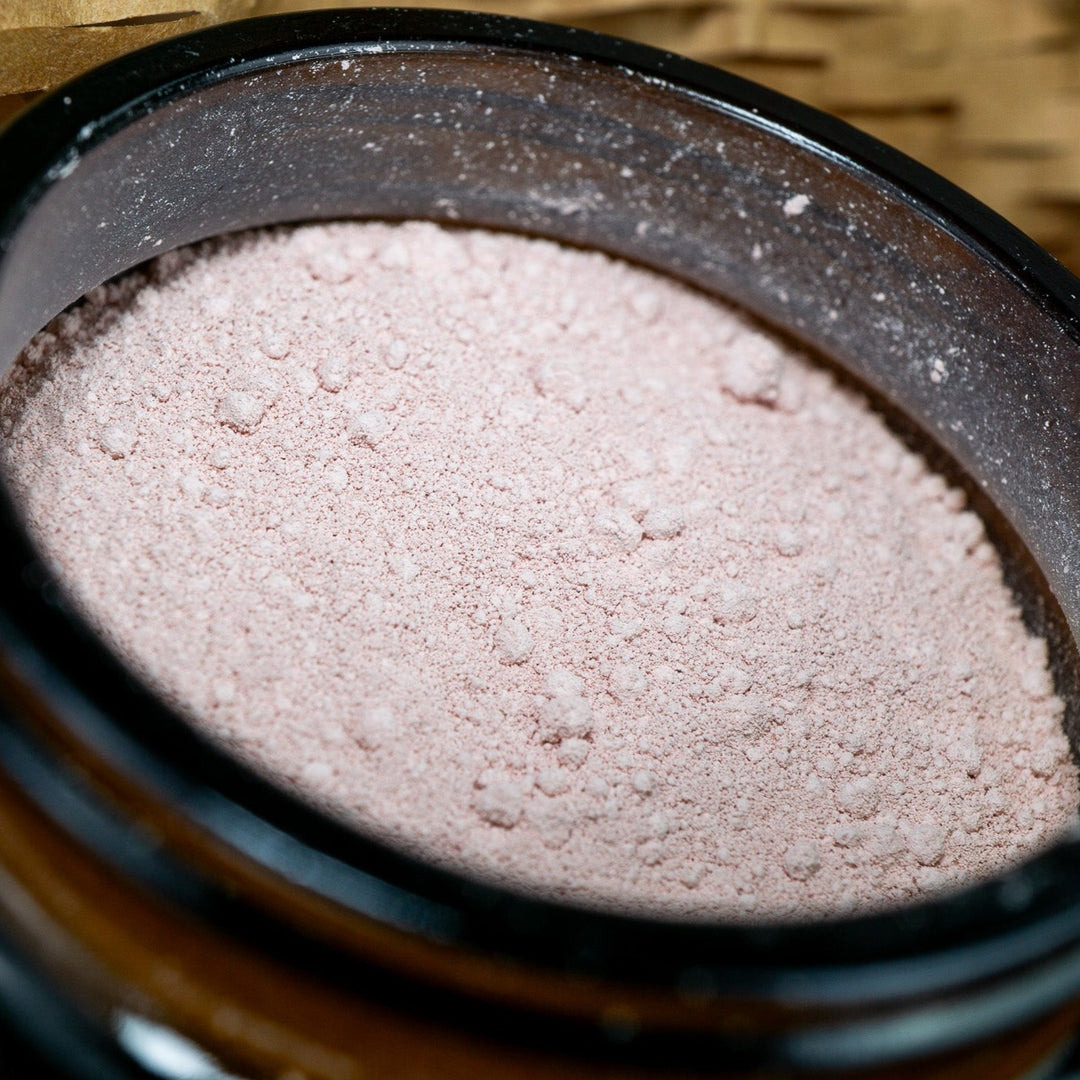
[2,10,1080,1078]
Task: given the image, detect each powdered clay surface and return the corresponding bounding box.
[3,222,1077,921]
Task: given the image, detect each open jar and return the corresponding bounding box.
[2,9,1080,1078]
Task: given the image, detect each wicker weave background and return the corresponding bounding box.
[5,0,1080,273]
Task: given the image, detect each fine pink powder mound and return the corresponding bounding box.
[2,221,1077,922]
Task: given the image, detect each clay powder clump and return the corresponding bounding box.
[2,221,1077,922]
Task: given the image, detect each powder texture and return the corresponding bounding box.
[3,221,1077,922]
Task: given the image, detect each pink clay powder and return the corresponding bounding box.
[2,221,1077,921]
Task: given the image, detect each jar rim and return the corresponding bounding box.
[1,5,1079,1034]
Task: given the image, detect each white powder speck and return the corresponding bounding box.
[783,194,811,217]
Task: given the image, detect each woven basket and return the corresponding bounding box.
[4,0,1080,273]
